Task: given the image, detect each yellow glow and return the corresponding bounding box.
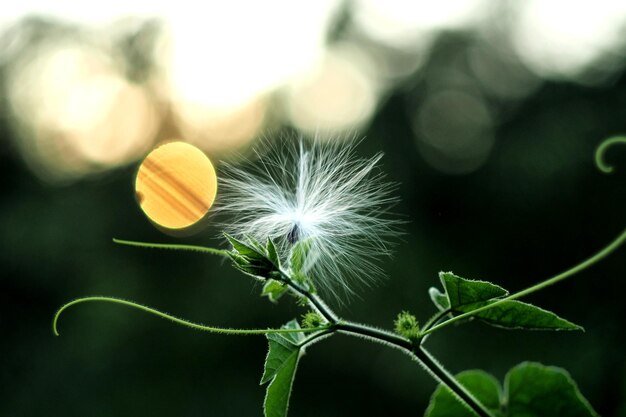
[3,3,342,181]
[286,45,378,133]
[173,97,267,154]
[7,42,157,180]
[165,1,338,109]
[136,141,218,230]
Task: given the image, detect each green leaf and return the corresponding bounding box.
[438,271,508,310]
[289,239,311,275]
[225,234,280,281]
[266,238,281,268]
[430,272,582,331]
[245,234,266,254]
[457,300,583,331]
[227,252,273,280]
[262,280,288,303]
[505,362,599,417]
[426,362,599,417]
[262,320,305,417]
[429,287,450,310]
[425,370,502,417]
[225,233,265,260]
[286,240,316,293]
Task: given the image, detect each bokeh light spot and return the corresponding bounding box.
[285,45,379,132]
[512,0,626,81]
[413,90,494,174]
[135,141,217,230]
[6,40,157,181]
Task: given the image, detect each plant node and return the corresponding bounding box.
[302,311,324,329]
[394,311,420,342]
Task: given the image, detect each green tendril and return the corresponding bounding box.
[422,225,626,336]
[52,296,330,337]
[595,136,626,174]
[421,136,626,337]
[113,238,230,257]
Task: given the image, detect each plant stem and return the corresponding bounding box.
[422,225,626,336]
[283,289,493,416]
[334,321,493,417]
[279,271,494,416]
[53,296,330,337]
[337,321,412,349]
[421,308,452,332]
[280,272,338,324]
[112,238,230,256]
[297,327,335,348]
[414,346,494,417]
[282,267,488,415]
[108,237,492,415]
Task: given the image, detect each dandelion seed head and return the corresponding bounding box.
[217,136,399,301]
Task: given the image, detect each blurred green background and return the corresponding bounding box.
[2,2,626,417]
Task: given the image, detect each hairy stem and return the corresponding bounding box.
[332,321,492,417]
[297,327,335,348]
[286,286,493,416]
[337,320,412,349]
[113,238,230,257]
[413,346,495,417]
[421,308,452,332]
[280,272,338,324]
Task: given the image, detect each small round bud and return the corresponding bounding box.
[394,311,420,342]
[302,311,324,329]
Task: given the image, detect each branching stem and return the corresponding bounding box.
[326,321,492,416]
[102,239,493,416]
[289,294,494,416]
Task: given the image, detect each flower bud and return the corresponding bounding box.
[394,311,420,342]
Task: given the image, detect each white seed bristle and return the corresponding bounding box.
[217,137,400,302]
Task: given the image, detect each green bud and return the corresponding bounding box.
[394,311,420,342]
[301,311,324,329]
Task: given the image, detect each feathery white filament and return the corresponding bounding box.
[218,138,399,301]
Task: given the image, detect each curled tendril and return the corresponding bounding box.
[52,296,329,337]
[595,136,626,174]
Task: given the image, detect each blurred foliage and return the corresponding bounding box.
[2,31,626,417]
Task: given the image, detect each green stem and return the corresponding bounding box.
[337,320,413,349]
[297,327,335,348]
[334,321,493,417]
[268,271,493,416]
[422,225,626,336]
[279,271,338,324]
[413,346,495,417]
[52,296,329,337]
[113,238,230,257]
[422,308,452,332]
